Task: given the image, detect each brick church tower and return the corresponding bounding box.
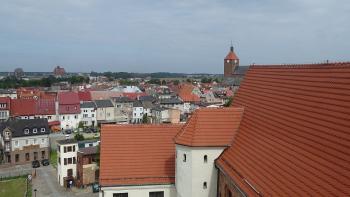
[224,45,239,77]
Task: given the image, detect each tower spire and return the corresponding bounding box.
[230,41,234,52]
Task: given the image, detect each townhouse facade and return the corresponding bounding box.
[80,102,97,127]
[58,92,81,130]
[0,119,50,165]
[0,97,10,122]
[57,139,78,187]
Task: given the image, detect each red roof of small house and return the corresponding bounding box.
[48,120,60,126]
[58,92,80,114]
[216,62,350,197]
[0,97,11,110]
[174,107,244,147]
[90,91,123,100]
[36,98,56,115]
[122,92,147,100]
[78,91,92,102]
[10,99,37,116]
[100,124,182,187]
[178,84,200,102]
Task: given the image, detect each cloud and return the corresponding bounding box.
[0,0,349,73]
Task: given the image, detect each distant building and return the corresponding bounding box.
[53,66,66,77]
[0,119,50,165]
[80,102,97,127]
[58,92,81,130]
[14,68,24,79]
[223,46,249,85]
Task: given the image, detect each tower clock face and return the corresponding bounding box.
[226,60,230,63]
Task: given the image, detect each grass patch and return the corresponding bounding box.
[0,176,31,197]
[50,150,57,168]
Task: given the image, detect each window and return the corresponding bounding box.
[204,155,208,163]
[58,156,61,164]
[25,153,30,161]
[33,128,38,133]
[92,114,94,117]
[57,145,60,152]
[203,182,207,189]
[15,154,19,162]
[73,145,75,152]
[24,129,29,134]
[113,193,128,197]
[183,154,187,162]
[64,158,67,165]
[26,139,29,145]
[68,157,72,164]
[41,128,46,132]
[48,116,52,120]
[33,139,37,144]
[41,138,45,144]
[15,140,19,147]
[64,147,67,153]
[149,191,164,197]
[41,151,45,159]
[67,146,72,152]
[62,116,65,120]
[74,115,78,119]
[73,157,76,164]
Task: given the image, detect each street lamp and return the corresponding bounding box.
[34,189,37,197]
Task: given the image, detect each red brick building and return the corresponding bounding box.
[224,46,239,78]
[76,146,99,187]
[53,66,66,77]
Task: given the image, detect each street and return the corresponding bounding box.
[31,165,98,197]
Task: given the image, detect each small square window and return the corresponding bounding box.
[33,128,38,133]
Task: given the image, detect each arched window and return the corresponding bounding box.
[203,182,207,189]
[204,155,208,163]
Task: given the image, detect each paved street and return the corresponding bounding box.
[32,165,98,197]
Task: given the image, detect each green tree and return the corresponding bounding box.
[142,114,149,124]
[74,133,85,141]
[173,80,180,85]
[223,96,234,107]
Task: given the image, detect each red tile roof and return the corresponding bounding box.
[36,98,56,115]
[78,91,92,102]
[216,63,350,197]
[174,107,244,147]
[225,51,238,60]
[10,99,37,116]
[0,97,11,110]
[122,92,147,100]
[100,124,182,187]
[178,84,200,102]
[58,92,80,114]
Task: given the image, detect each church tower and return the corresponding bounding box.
[224,45,239,77]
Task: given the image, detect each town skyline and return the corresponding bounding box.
[1,0,350,73]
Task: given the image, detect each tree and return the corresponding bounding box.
[142,114,149,124]
[74,133,85,141]
[223,96,234,107]
[173,80,180,85]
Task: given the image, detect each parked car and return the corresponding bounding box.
[92,183,100,193]
[65,129,72,134]
[32,160,40,168]
[41,159,50,166]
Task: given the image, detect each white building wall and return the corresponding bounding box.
[57,143,78,186]
[11,135,49,151]
[175,144,225,197]
[80,107,97,127]
[59,114,81,130]
[100,184,176,197]
[132,107,143,123]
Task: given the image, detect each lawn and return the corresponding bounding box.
[50,150,57,168]
[0,176,31,197]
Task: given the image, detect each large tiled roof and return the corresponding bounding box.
[78,91,92,102]
[58,92,80,105]
[10,99,37,116]
[174,107,244,147]
[216,63,350,196]
[100,124,182,187]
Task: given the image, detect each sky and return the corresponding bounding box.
[0,0,349,73]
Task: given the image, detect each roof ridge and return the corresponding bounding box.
[249,62,350,68]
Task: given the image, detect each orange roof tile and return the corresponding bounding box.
[100,124,183,187]
[225,51,238,60]
[175,107,244,147]
[178,84,200,102]
[216,62,350,196]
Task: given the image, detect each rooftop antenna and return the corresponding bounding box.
[230,40,234,52]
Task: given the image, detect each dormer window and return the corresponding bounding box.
[24,129,29,134]
[33,128,38,133]
[41,128,46,132]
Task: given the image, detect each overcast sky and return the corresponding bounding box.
[0,0,349,73]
